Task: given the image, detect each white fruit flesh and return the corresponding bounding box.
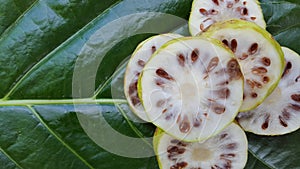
[154,123,248,169]
[139,37,244,141]
[202,20,284,112]
[237,47,300,135]
[189,0,266,36]
[124,33,183,121]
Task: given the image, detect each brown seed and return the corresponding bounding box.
[220,133,228,139]
[156,68,174,81]
[246,79,262,88]
[282,109,290,120]
[191,49,199,63]
[254,81,263,88]
[171,139,180,144]
[179,116,191,133]
[162,109,168,114]
[279,115,288,127]
[167,146,179,153]
[226,143,237,150]
[155,78,165,86]
[212,0,219,5]
[239,53,248,60]
[131,96,140,106]
[241,7,248,15]
[261,113,270,130]
[170,162,188,169]
[129,81,137,95]
[210,9,219,15]
[176,114,182,123]
[193,118,202,127]
[138,59,145,67]
[282,62,292,77]
[251,16,257,20]
[207,57,219,72]
[212,103,226,114]
[177,54,185,67]
[227,59,242,80]
[217,80,229,86]
[177,141,187,147]
[156,100,166,107]
[295,75,300,82]
[177,162,188,168]
[230,39,237,53]
[261,57,271,66]
[247,80,263,88]
[168,154,177,161]
[248,43,258,54]
[291,94,300,102]
[223,159,232,169]
[243,1,247,5]
[289,104,300,111]
[252,67,268,75]
[178,148,186,154]
[220,153,235,158]
[227,2,233,8]
[165,113,174,120]
[251,92,258,98]
[152,46,156,54]
[200,23,205,31]
[263,76,270,84]
[246,79,255,88]
[199,8,208,15]
[179,121,191,133]
[216,88,230,99]
[222,39,229,47]
[214,165,223,169]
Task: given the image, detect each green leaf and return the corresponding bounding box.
[0,0,299,168]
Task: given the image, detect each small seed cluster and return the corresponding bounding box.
[124,0,300,168]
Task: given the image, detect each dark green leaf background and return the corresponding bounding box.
[0,0,299,168]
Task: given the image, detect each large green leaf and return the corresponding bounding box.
[0,0,299,168]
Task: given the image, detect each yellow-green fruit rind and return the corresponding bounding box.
[202,19,284,112]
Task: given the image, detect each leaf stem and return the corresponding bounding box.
[0,98,127,106]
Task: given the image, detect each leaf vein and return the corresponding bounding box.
[0,0,39,39]
[115,104,152,147]
[248,149,275,169]
[27,105,95,169]
[0,146,23,169]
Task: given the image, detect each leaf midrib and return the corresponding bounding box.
[0,98,127,106]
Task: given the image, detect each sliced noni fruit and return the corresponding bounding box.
[124,33,183,121]
[237,47,300,135]
[189,0,266,35]
[202,19,284,112]
[154,123,248,169]
[139,37,244,141]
